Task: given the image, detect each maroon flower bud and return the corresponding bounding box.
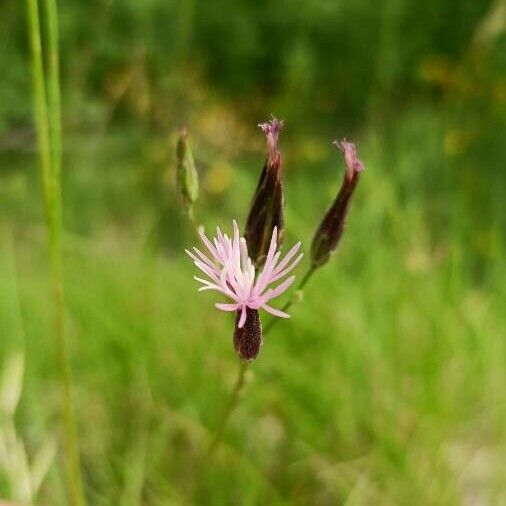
[310,140,364,268]
[233,308,262,361]
[244,117,285,267]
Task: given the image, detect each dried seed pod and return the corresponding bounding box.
[233,308,263,361]
[310,140,364,268]
[176,127,199,211]
[244,117,285,267]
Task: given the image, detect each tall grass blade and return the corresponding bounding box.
[25,0,85,504]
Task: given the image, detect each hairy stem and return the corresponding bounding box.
[26,0,85,504]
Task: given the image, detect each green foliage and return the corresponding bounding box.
[0,0,498,129]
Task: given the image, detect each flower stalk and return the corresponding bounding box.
[206,265,315,456]
[195,126,364,457]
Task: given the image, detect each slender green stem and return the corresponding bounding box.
[44,0,62,182]
[186,204,200,235]
[26,1,85,504]
[26,0,51,206]
[208,360,248,454]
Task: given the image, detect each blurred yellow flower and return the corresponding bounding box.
[405,247,432,274]
[299,138,327,164]
[419,57,454,89]
[204,161,233,195]
[493,81,506,103]
[444,129,473,157]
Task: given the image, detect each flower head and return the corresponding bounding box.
[186,220,302,329]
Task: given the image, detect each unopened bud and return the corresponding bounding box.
[310,140,364,268]
[244,117,285,267]
[176,127,199,211]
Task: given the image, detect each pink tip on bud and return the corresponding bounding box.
[258,116,284,139]
[333,139,364,179]
[258,116,284,162]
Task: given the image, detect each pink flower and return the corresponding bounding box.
[186,220,302,328]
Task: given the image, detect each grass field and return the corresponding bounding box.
[1,0,505,503]
[1,105,505,504]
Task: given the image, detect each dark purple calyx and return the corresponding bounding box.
[233,308,263,361]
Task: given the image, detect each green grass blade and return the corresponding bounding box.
[26,0,85,504]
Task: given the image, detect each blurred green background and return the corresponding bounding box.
[1,0,505,504]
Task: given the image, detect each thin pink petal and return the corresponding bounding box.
[218,269,240,300]
[238,306,247,328]
[233,220,240,240]
[268,253,304,284]
[189,220,302,325]
[215,303,239,312]
[253,250,281,296]
[253,227,279,296]
[264,226,278,268]
[194,276,220,290]
[192,247,218,270]
[261,304,290,319]
[260,275,295,302]
[232,220,241,268]
[271,242,301,277]
[194,277,234,299]
[193,260,221,284]
[216,227,224,244]
[185,248,201,264]
[199,230,220,262]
